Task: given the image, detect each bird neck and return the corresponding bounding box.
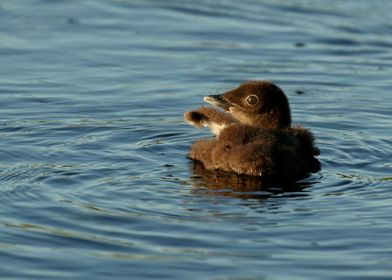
[252,110,291,129]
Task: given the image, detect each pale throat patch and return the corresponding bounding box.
[208,121,227,136]
[229,107,252,125]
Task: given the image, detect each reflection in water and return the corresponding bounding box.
[189,161,313,199]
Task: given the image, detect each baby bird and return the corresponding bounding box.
[184,80,320,181]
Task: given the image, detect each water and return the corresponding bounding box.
[1,0,391,279]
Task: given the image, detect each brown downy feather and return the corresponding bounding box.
[185,80,320,180]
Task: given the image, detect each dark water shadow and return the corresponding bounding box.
[188,161,314,200]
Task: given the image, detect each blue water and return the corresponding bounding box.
[1,0,392,279]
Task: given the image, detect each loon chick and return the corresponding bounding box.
[184,80,320,180]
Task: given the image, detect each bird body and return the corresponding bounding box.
[184,81,320,180]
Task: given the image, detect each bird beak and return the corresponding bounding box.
[204,94,230,111]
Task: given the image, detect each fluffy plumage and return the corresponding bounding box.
[184,80,320,180]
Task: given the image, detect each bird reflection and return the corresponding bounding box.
[189,161,313,200]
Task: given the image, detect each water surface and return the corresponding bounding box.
[1,0,392,279]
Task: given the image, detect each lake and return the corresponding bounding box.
[0,0,391,279]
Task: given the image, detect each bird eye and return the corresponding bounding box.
[246,95,258,105]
